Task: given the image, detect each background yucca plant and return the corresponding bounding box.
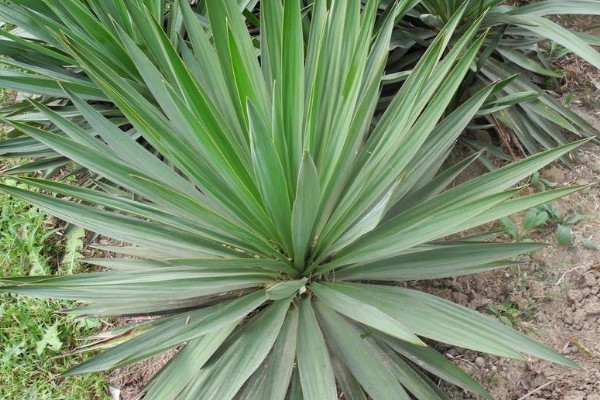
[0,0,124,177]
[386,0,600,164]
[0,0,588,399]
[3,0,597,176]
[0,0,237,178]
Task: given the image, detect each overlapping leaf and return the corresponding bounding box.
[0,1,585,399]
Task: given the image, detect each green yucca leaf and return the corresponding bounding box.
[334,241,545,281]
[504,16,600,69]
[65,291,269,375]
[0,69,106,100]
[236,304,298,400]
[141,326,236,400]
[0,1,586,399]
[380,333,493,399]
[297,298,337,400]
[179,299,292,399]
[513,0,600,17]
[318,282,577,367]
[311,282,424,345]
[331,353,368,400]
[247,100,294,253]
[291,151,321,269]
[316,302,412,400]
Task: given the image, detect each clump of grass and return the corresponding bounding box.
[0,134,109,399]
[0,21,108,397]
[0,295,109,399]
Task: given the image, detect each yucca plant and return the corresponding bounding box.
[386,0,600,163]
[0,0,588,399]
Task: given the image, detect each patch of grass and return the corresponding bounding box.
[0,297,109,399]
[0,21,108,398]
[1,142,109,398]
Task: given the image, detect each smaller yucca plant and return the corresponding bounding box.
[0,1,586,399]
[387,0,600,160]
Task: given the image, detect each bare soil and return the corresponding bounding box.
[432,138,600,400]
[107,347,177,400]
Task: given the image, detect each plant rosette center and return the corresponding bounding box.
[265,277,309,300]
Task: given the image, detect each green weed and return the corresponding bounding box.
[1,137,109,399]
[487,300,540,338]
[500,172,598,249]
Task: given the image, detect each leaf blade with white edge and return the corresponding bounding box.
[11,176,276,260]
[260,305,299,400]
[0,267,272,302]
[182,299,292,400]
[141,325,237,400]
[331,355,367,400]
[0,184,235,259]
[63,291,268,375]
[326,179,401,255]
[248,101,293,253]
[237,305,299,400]
[336,242,545,281]
[374,338,450,400]
[453,186,587,234]
[332,140,589,268]
[280,0,305,182]
[266,278,308,301]
[325,283,579,368]
[523,16,600,69]
[377,333,493,400]
[326,189,522,270]
[515,1,600,17]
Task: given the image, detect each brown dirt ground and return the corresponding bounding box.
[426,35,600,396]
[426,138,600,400]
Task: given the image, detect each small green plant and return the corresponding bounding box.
[0,179,60,275]
[530,171,559,191]
[61,227,85,275]
[487,300,539,337]
[500,172,590,248]
[500,202,581,247]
